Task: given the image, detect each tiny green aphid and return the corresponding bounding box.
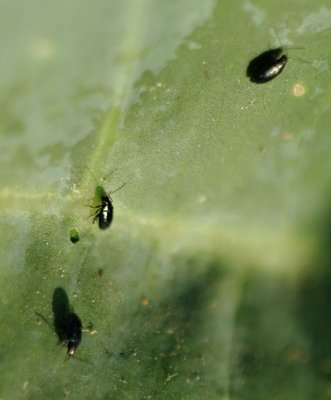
[69,228,80,244]
[247,47,288,83]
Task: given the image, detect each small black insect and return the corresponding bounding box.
[247,47,288,83]
[87,167,125,230]
[36,288,84,358]
[92,192,114,230]
[66,312,82,357]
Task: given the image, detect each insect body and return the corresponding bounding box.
[86,167,125,230]
[93,193,113,230]
[66,312,82,357]
[246,47,288,83]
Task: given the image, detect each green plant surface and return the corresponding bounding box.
[1,0,331,399]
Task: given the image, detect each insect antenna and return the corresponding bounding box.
[109,182,126,196]
[35,311,66,355]
[86,166,100,186]
[86,166,119,185]
[35,311,54,332]
[86,166,126,196]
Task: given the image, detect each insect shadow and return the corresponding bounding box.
[86,167,126,230]
[52,286,71,342]
[35,287,88,362]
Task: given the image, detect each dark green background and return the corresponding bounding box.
[1,1,331,398]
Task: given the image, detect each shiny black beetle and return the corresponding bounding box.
[246,47,288,83]
[87,167,125,230]
[66,312,82,357]
[92,193,113,230]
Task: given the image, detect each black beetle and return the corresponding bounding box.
[247,47,288,83]
[92,192,114,230]
[66,312,82,357]
[87,167,125,230]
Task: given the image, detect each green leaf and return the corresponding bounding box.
[1,1,331,398]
